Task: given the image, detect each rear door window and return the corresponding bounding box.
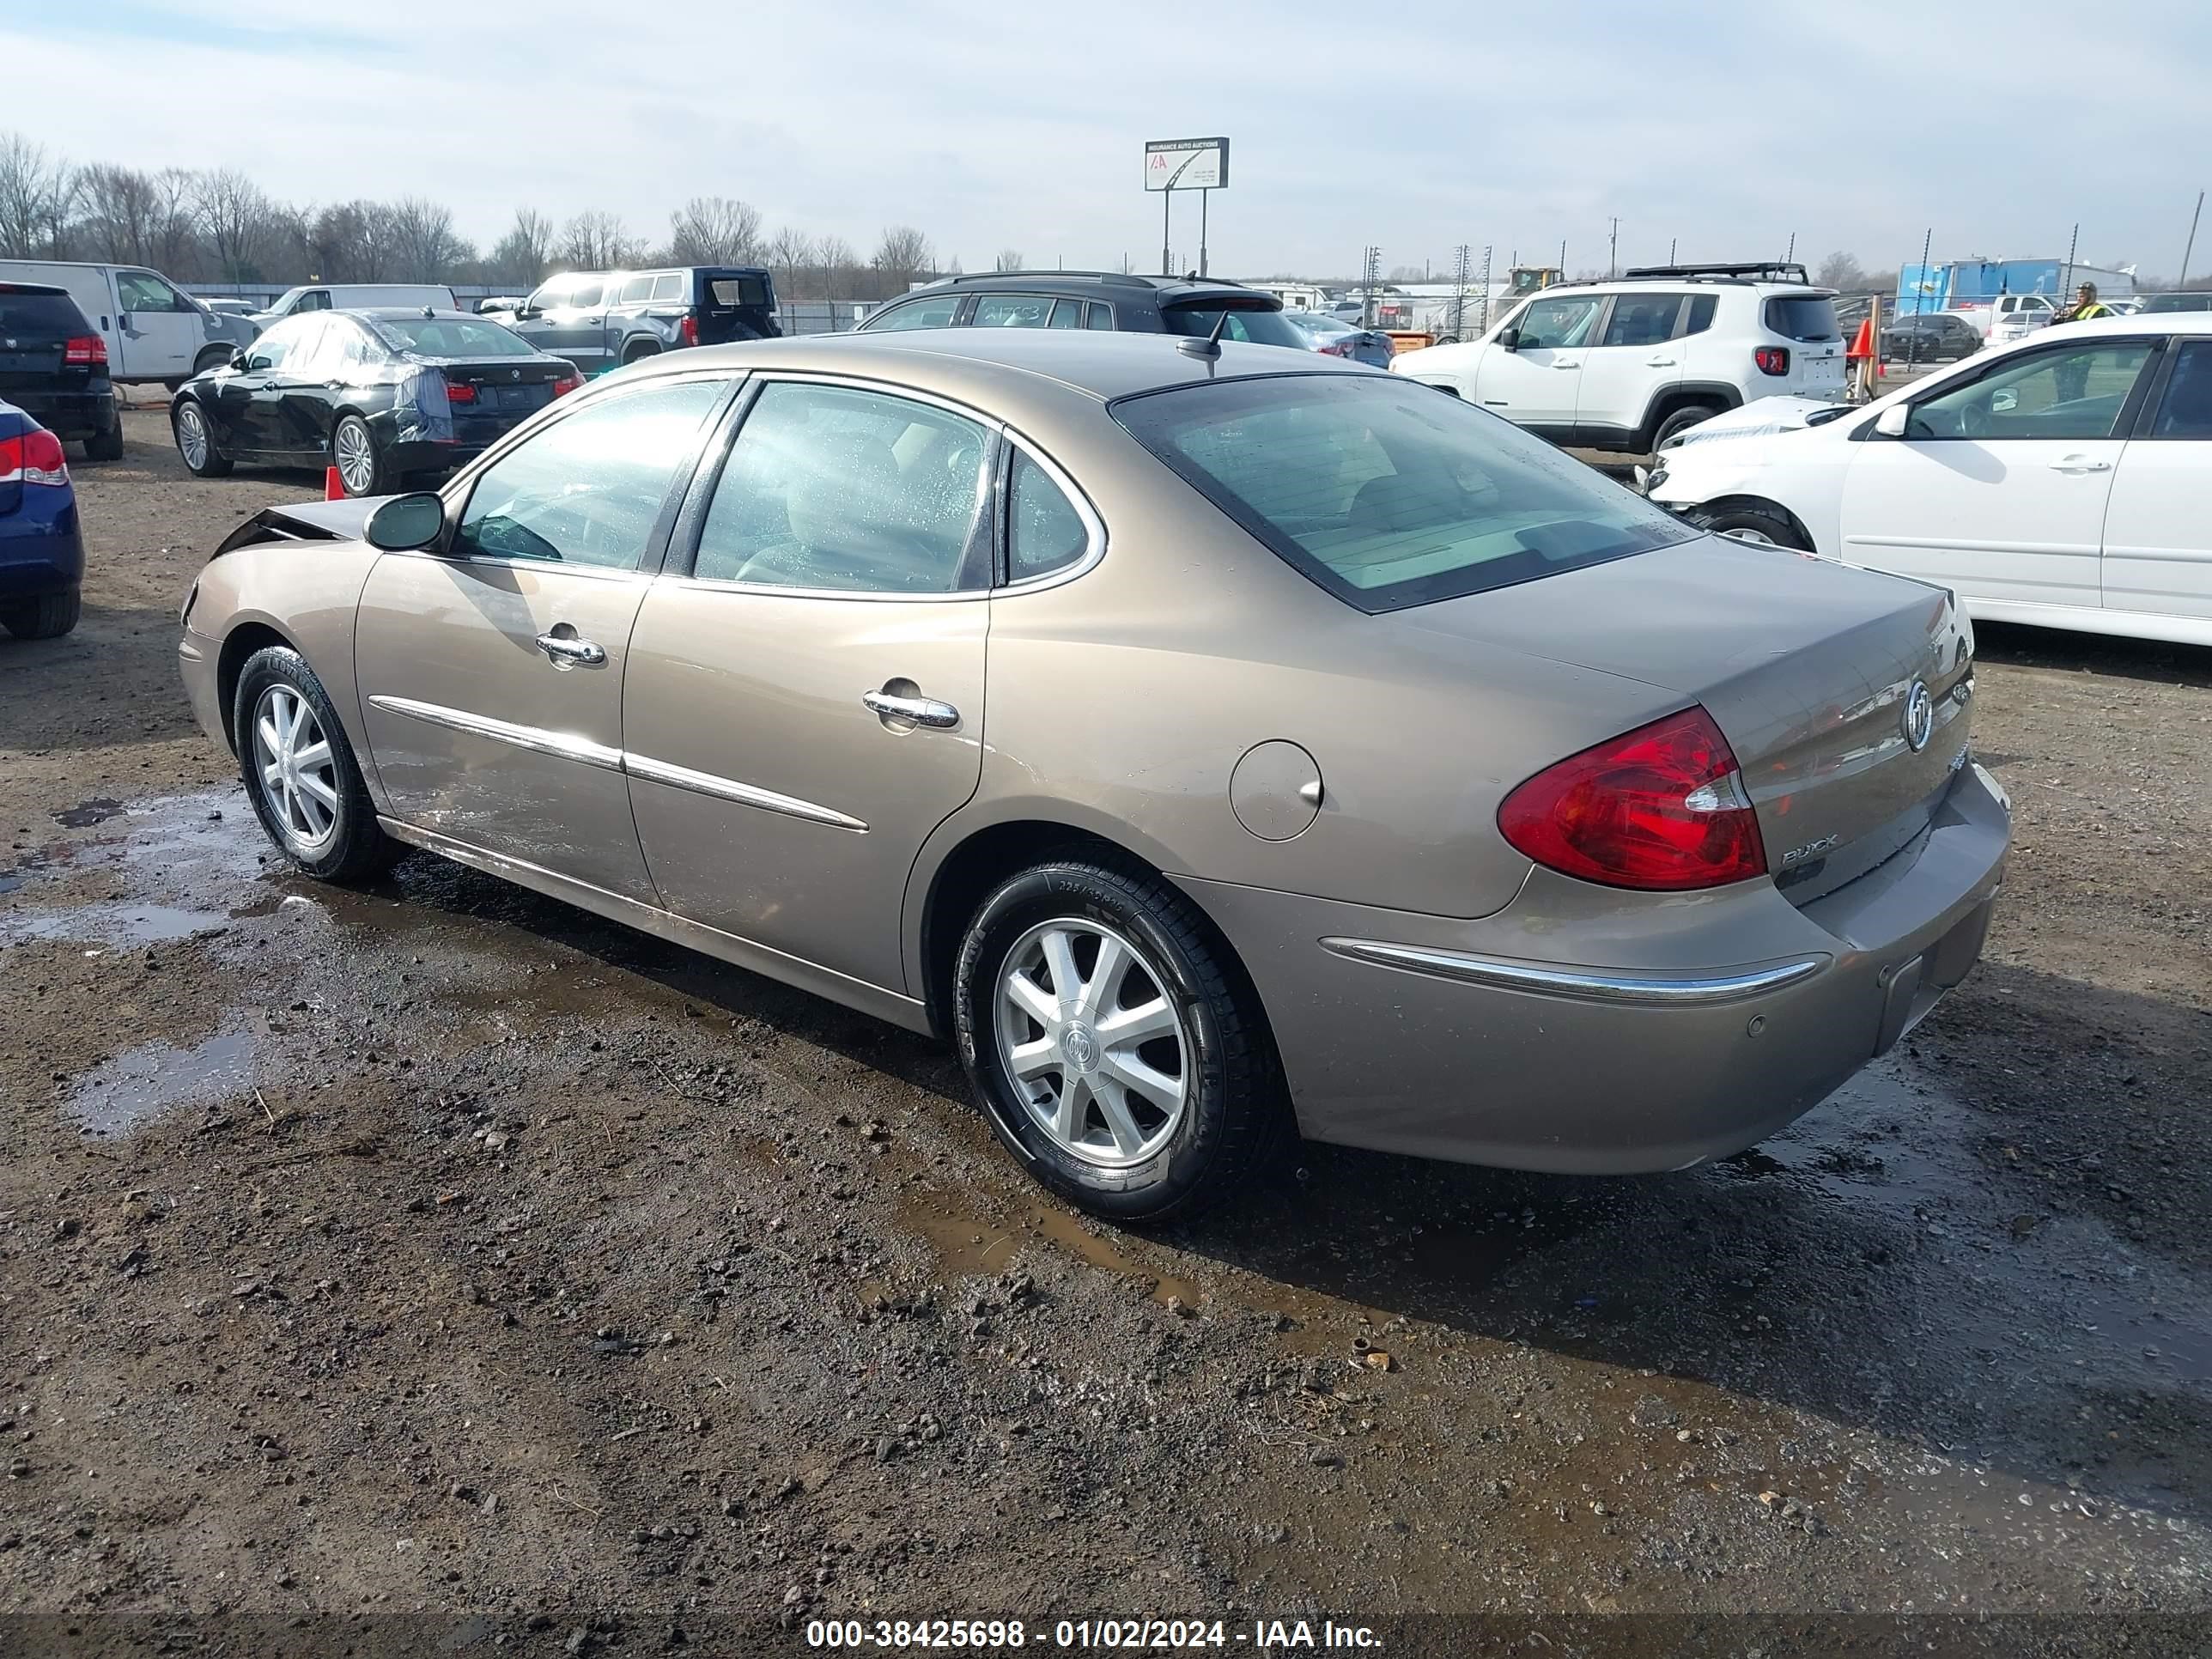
[973,295,1054,329]
[2149,341,2212,439]
[1680,294,1717,336]
[1006,450,1094,581]
[1047,299,1086,329]
[652,273,685,301]
[1112,374,1695,613]
[1600,294,1686,347]
[618,275,655,303]
[1085,303,1115,330]
[692,381,993,592]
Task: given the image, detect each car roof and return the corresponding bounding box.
[2025,312,2212,338]
[891,271,1276,307]
[342,307,498,321]
[614,328,1367,412]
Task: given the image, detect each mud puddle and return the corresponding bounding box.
[898,1194,1205,1307]
[64,1018,262,1136]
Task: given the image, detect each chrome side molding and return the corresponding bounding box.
[1318,937,1829,1006]
[366,694,866,833]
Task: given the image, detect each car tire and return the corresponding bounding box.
[83,424,125,463]
[1650,402,1723,453]
[1,588,82,641]
[1684,501,1811,552]
[173,400,232,477]
[954,856,1283,1224]
[233,646,405,883]
[331,415,386,498]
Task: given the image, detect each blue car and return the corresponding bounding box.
[1284,309,1395,368]
[0,398,83,639]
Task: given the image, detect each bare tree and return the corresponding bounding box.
[152,168,202,275]
[667,195,763,266]
[489,208,553,288]
[560,210,641,270]
[766,225,814,307]
[195,168,271,279]
[387,196,471,281]
[871,224,934,298]
[993,247,1024,273]
[816,234,858,304]
[1816,250,1868,290]
[77,163,161,264]
[0,132,72,258]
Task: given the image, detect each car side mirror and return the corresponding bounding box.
[1497,327,1521,351]
[1874,404,1913,439]
[363,492,447,552]
[225,344,247,370]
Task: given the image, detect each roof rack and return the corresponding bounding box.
[938,270,1160,289]
[1620,261,1811,285]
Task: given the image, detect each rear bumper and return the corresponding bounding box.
[0,495,86,596]
[1181,763,2010,1175]
[6,386,118,441]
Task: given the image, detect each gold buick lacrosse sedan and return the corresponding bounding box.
[178,328,2007,1219]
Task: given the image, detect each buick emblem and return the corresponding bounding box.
[1060,1022,1100,1074]
[1902,679,1934,752]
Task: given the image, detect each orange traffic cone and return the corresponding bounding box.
[324,465,345,500]
[1846,316,1875,362]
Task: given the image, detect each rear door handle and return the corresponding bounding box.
[1553,362,1579,370]
[2047,456,2112,472]
[862,690,959,728]
[1645,357,1677,367]
[535,631,606,666]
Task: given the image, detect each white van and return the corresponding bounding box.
[0,260,256,386]
[251,284,457,326]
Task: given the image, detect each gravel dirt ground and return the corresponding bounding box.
[2,410,2209,1657]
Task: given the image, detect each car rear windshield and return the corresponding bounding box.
[1112,374,1697,614]
[371,316,538,358]
[0,287,92,338]
[1764,295,1841,341]
[1160,301,1307,349]
[707,275,772,308]
[1287,311,1354,337]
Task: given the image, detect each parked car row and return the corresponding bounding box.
[0,259,256,386]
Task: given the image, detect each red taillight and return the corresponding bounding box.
[64,334,107,367]
[444,379,477,404]
[1316,340,1351,356]
[0,428,71,487]
[678,314,699,348]
[1755,345,1790,376]
[551,372,583,398]
[1498,706,1766,891]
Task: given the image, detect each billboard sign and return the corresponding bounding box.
[1144,137,1229,192]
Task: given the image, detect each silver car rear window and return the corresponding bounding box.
[1111,374,1697,613]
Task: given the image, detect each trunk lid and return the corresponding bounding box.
[439,358,565,416]
[1399,536,1975,901]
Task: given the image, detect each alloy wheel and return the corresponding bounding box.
[176,404,209,471]
[334,421,377,495]
[993,919,1190,1168]
[252,685,340,852]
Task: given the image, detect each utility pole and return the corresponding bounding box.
[2180,190,2205,289]
[1360,245,1382,328]
[1198,189,1210,277]
[1607,216,1619,279]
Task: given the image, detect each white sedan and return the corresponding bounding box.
[1646,314,2212,647]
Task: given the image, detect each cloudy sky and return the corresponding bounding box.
[8,0,2209,279]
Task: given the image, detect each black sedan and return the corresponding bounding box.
[1879,311,1982,364]
[170,309,581,496]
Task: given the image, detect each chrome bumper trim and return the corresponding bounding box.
[1318,938,1830,1006]
[368,694,623,772]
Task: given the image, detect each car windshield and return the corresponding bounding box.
[372,316,538,358]
[1112,374,1698,614]
[1161,302,1308,349]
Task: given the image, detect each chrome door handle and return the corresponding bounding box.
[1645,357,1677,366]
[2047,456,2111,472]
[862,690,959,728]
[535,632,606,666]
[1553,362,1580,370]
